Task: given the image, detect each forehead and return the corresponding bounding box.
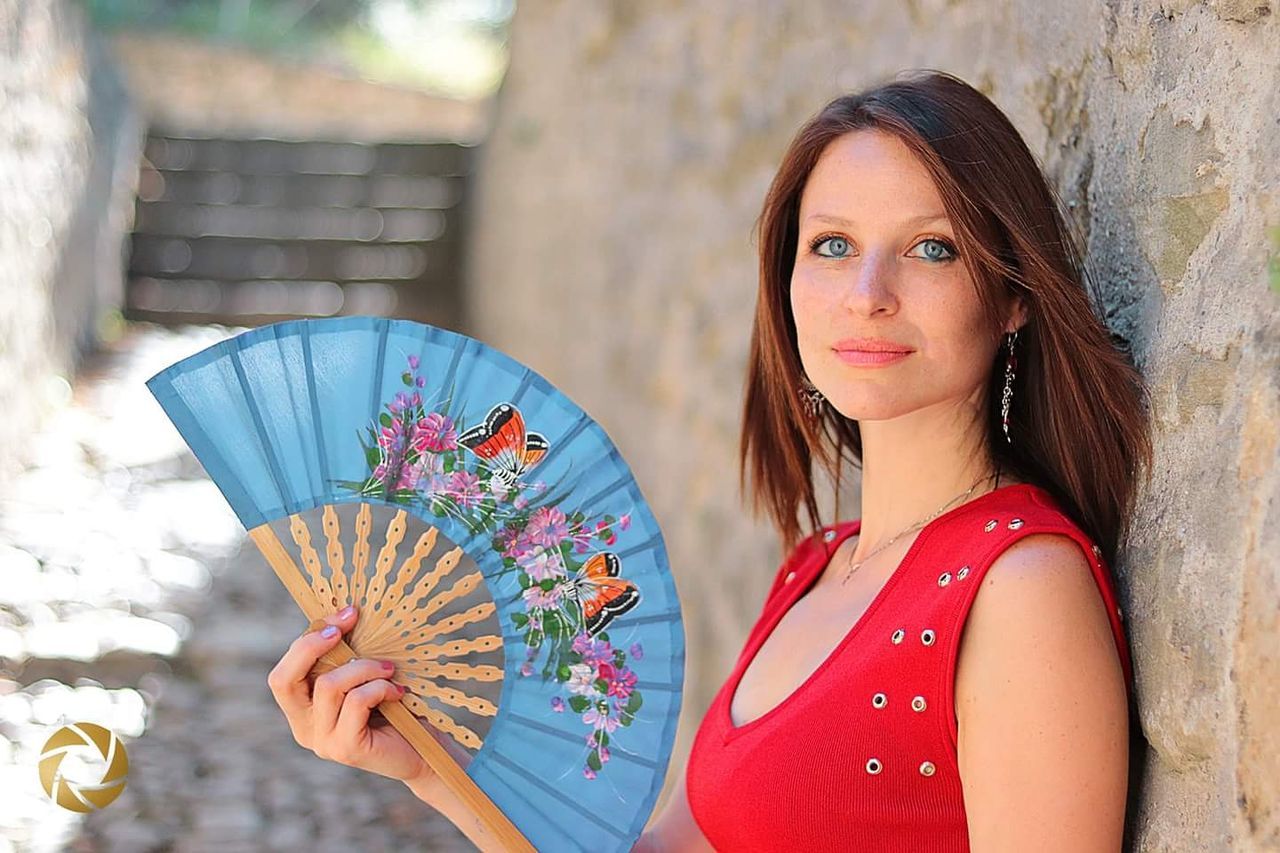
[799,129,945,218]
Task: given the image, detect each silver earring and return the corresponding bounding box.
[798,375,825,417]
[1000,329,1018,444]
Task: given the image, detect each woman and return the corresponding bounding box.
[267,69,1152,851]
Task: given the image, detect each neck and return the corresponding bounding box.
[851,397,1008,557]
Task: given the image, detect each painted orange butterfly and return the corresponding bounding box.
[458,402,548,490]
[558,551,641,637]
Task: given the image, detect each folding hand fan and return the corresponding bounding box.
[145,316,685,852]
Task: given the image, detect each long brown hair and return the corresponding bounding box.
[739,69,1153,564]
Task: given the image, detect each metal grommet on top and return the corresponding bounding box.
[891,628,905,644]
[1092,544,1102,558]
[984,519,998,532]
[956,565,970,580]
[911,695,927,712]
[1008,518,1024,529]
[920,629,936,646]
[865,758,883,775]
[871,692,887,709]
[937,571,952,587]
[823,529,837,542]
[919,761,936,777]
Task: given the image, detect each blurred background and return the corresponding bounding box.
[1,0,1278,851]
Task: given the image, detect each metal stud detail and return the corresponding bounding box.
[784,571,796,584]
[984,519,998,532]
[865,758,883,775]
[919,761,936,777]
[1007,517,1024,530]
[823,529,837,542]
[911,695,927,712]
[956,565,970,580]
[872,692,887,709]
[1092,544,1102,558]
[891,628,905,644]
[937,571,952,587]
[921,629,936,646]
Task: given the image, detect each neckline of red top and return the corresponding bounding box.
[721,481,1041,743]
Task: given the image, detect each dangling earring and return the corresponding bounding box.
[1000,328,1018,444]
[798,374,825,418]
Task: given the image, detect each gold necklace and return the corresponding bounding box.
[840,471,997,587]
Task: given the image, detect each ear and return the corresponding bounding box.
[1005,293,1029,335]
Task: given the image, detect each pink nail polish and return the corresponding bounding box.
[381,660,395,671]
[321,625,339,638]
[338,606,356,619]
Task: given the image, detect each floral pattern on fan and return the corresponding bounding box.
[336,353,644,779]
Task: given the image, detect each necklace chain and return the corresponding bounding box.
[839,470,999,587]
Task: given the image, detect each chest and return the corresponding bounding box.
[728,533,927,729]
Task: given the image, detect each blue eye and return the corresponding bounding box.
[808,235,851,258]
[909,238,957,263]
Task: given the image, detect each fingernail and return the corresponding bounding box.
[321,625,339,638]
[338,606,356,619]
[397,684,407,695]
[381,660,395,672]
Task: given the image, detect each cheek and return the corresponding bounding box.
[789,270,833,341]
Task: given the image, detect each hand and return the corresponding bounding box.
[266,605,433,787]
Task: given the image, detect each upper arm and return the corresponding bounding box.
[955,533,1130,853]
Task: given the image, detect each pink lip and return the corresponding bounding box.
[832,337,914,366]
[832,337,913,353]
[835,349,911,366]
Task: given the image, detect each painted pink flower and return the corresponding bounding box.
[629,642,644,661]
[519,661,534,677]
[413,412,457,452]
[521,583,561,609]
[606,666,638,700]
[583,766,596,780]
[619,513,631,531]
[446,470,482,509]
[550,696,565,712]
[407,354,420,369]
[572,633,613,667]
[583,703,620,733]
[526,506,570,548]
[519,547,566,582]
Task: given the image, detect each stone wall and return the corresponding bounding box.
[464,1,1280,848]
[0,0,144,485]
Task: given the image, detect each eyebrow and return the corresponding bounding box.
[805,212,950,227]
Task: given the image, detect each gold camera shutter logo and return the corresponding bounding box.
[38,722,130,812]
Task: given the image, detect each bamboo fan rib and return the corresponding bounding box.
[272,502,506,754]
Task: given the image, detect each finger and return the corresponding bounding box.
[333,679,406,757]
[267,606,359,719]
[311,657,399,740]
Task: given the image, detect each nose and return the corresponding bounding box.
[839,248,899,316]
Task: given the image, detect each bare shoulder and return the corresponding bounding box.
[954,531,1129,851]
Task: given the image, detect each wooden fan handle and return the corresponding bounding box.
[251,526,536,853]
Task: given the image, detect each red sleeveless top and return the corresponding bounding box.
[685,483,1134,851]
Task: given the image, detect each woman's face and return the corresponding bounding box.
[790,128,1022,422]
